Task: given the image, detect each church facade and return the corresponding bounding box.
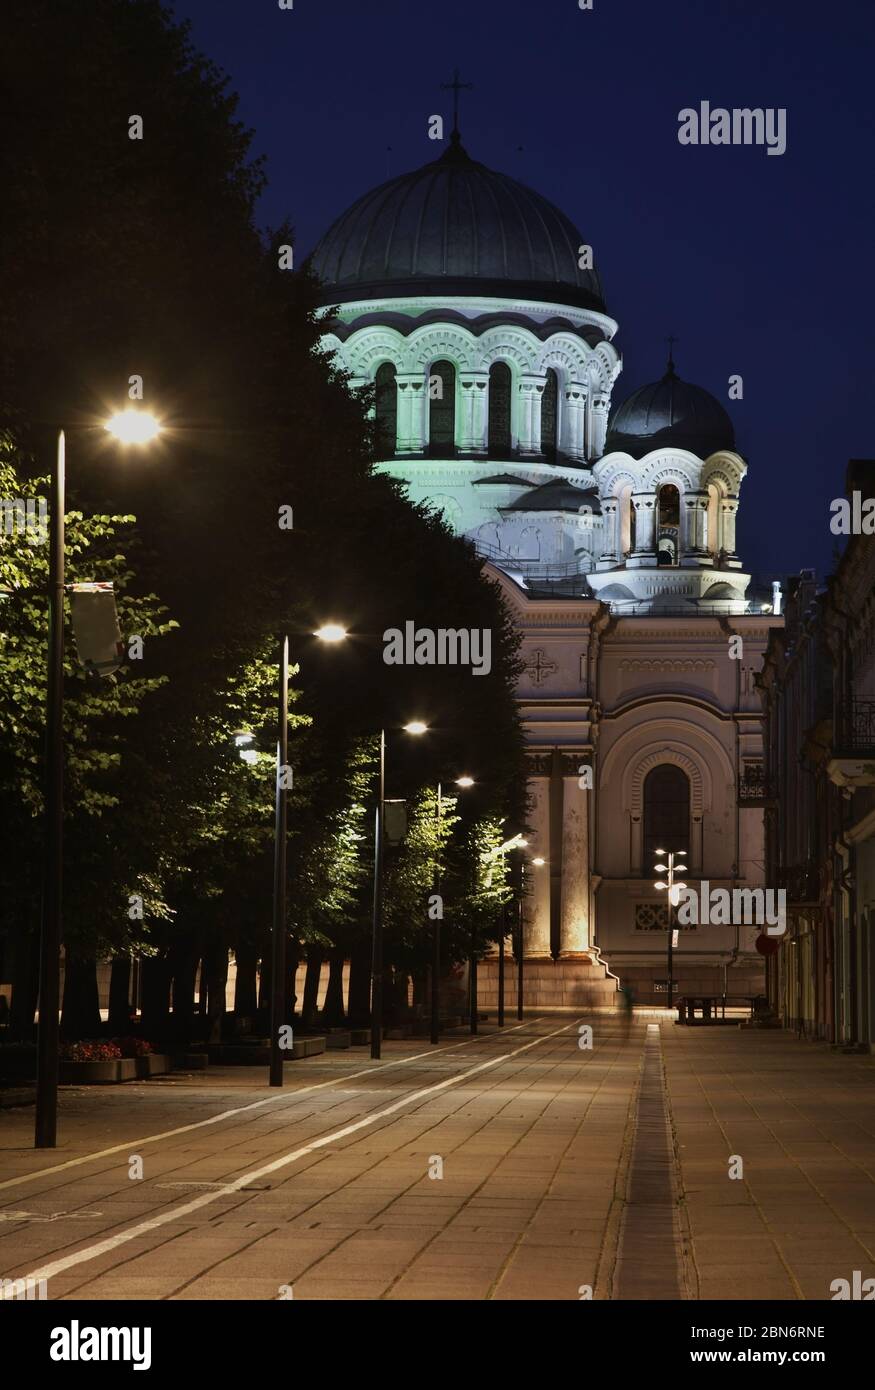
[311,130,780,1005]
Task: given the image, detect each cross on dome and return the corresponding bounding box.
[440,68,473,136]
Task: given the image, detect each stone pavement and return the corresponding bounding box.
[0,1014,873,1300]
[664,1024,875,1302]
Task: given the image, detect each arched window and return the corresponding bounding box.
[706,484,720,557]
[643,764,690,867]
[620,484,636,555]
[374,363,397,459]
[657,484,680,566]
[541,369,558,459]
[428,360,456,455]
[488,362,512,455]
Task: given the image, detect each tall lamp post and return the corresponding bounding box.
[430,775,474,1045]
[35,410,162,1149]
[268,623,347,1089]
[370,719,428,1060]
[654,848,688,1015]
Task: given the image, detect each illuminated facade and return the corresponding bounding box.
[311,132,779,1003]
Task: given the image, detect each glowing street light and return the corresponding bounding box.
[313,623,347,643]
[104,409,162,445]
[532,856,546,867]
[455,774,475,788]
[403,720,428,736]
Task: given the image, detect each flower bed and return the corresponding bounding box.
[58,1038,167,1084]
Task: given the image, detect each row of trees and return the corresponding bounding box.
[0,0,528,1047]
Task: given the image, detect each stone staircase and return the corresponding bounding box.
[477,951,620,1010]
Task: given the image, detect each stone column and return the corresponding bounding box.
[564,384,588,462]
[721,496,742,568]
[597,497,619,568]
[524,773,551,958]
[681,490,711,567]
[590,394,609,458]
[518,377,545,457]
[626,492,657,567]
[459,373,489,454]
[560,759,591,956]
[396,374,426,454]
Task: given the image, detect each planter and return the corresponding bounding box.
[326,1031,351,1049]
[135,1054,170,1078]
[59,1058,137,1084]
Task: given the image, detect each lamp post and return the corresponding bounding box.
[654,848,688,1014]
[233,624,347,1087]
[34,412,161,1150]
[429,775,474,1045]
[268,623,346,1088]
[370,719,428,1060]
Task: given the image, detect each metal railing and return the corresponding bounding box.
[738,764,772,802]
[838,697,875,755]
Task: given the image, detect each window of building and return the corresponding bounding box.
[428,360,456,455]
[488,362,512,455]
[657,484,680,566]
[643,764,690,867]
[541,369,558,459]
[374,363,397,459]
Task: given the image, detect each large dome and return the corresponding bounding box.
[606,361,735,459]
[309,133,606,313]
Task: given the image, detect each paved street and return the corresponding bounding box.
[1,1015,874,1301]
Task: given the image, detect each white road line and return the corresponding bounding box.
[0,1020,540,1195]
[4,1017,579,1293]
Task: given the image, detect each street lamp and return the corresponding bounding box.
[269,623,348,1088]
[35,411,161,1149]
[430,774,475,1045]
[654,848,688,1014]
[370,719,428,1059]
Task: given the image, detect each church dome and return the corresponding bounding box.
[606,360,735,460]
[309,133,606,313]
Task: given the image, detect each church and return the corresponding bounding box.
[309,118,781,1008]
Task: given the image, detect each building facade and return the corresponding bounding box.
[310,131,780,1005]
[760,463,875,1044]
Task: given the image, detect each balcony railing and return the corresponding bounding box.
[738,764,772,803]
[778,865,820,904]
[838,697,875,756]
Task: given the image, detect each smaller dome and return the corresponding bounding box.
[606,359,735,460]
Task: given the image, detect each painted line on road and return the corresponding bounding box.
[0,1019,542,1195]
[5,1017,580,1293]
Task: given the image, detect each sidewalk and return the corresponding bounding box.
[664,1025,875,1300]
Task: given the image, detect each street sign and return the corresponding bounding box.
[70,582,124,678]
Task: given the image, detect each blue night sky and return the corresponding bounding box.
[169,0,874,587]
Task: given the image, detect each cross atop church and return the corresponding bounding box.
[441,68,473,135]
[666,334,679,374]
